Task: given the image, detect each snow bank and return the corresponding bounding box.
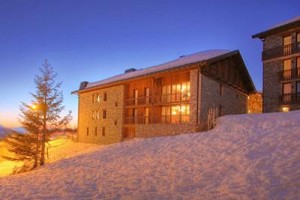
[0,111,299,199]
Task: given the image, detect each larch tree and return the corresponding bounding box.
[3,60,72,173]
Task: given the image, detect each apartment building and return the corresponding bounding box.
[73,50,255,144]
[253,16,300,112]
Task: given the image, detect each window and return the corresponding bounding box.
[283,35,292,54]
[102,127,105,136]
[145,108,149,124]
[133,108,138,123]
[219,105,223,116]
[162,106,171,123]
[114,120,117,126]
[162,104,190,123]
[282,106,290,112]
[97,94,100,102]
[180,104,190,122]
[296,82,300,104]
[103,110,107,119]
[96,110,100,120]
[297,33,300,51]
[162,85,171,102]
[283,59,292,80]
[283,82,291,94]
[297,57,300,78]
[134,89,138,105]
[171,105,180,123]
[282,82,292,103]
[220,84,224,96]
[162,82,190,102]
[86,127,89,136]
[115,101,118,107]
[181,82,190,101]
[297,81,300,93]
[95,127,97,136]
[103,92,107,101]
[144,88,150,104]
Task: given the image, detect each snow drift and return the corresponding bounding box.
[0,111,299,199]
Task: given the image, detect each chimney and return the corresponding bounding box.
[79,81,89,90]
[124,68,137,73]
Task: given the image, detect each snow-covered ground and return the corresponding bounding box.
[0,111,299,199]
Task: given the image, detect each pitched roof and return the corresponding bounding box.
[252,16,300,39]
[83,50,230,89]
[73,49,255,94]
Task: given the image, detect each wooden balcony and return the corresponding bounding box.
[262,42,300,61]
[279,93,300,105]
[279,68,300,81]
[125,114,190,125]
[125,92,190,107]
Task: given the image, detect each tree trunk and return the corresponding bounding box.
[40,106,47,166]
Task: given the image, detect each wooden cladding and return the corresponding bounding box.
[202,57,248,93]
[124,70,191,125]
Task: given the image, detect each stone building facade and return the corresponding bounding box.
[73,50,256,144]
[253,16,300,112]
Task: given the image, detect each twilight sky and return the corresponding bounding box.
[0,0,299,128]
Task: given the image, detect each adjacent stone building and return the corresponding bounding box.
[73,50,256,144]
[253,16,300,112]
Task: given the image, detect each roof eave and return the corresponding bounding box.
[252,20,300,39]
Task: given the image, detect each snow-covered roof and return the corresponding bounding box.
[82,49,231,90]
[252,16,300,39]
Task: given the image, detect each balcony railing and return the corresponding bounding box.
[262,42,300,61]
[125,92,190,106]
[125,114,190,125]
[279,68,300,81]
[279,93,300,104]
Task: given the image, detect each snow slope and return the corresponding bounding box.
[0,111,299,200]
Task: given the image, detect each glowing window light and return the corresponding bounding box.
[282,106,290,112]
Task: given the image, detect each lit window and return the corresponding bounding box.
[161,106,171,123]
[97,94,100,102]
[180,104,190,122]
[282,106,290,112]
[283,59,292,80]
[283,35,292,54]
[134,89,138,105]
[145,108,149,124]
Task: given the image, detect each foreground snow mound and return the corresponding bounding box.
[0,111,299,199]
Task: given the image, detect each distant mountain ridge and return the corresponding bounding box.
[0,125,11,139]
[0,125,25,139]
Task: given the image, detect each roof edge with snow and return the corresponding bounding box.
[72,49,252,94]
[252,16,300,39]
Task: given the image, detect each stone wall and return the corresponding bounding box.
[263,60,282,112]
[199,74,248,124]
[77,85,124,144]
[135,123,197,138]
[263,34,282,50]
